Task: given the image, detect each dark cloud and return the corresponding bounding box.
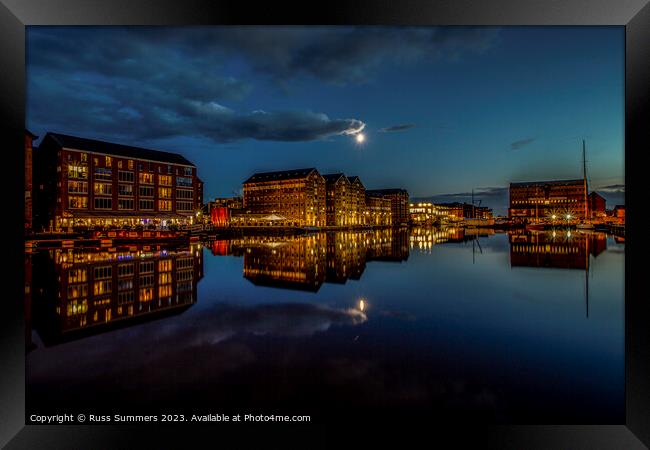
[27,73,364,143]
[595,184,625,193]
[510,137,536,150]
[379,124,415,133]
[27,26,499,144]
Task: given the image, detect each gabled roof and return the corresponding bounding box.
[244,168,318,184]
[41,132,195,166]
[347,176,361,183]
[322,173,349,183]
[26,130,39,139]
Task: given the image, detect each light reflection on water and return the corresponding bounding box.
[25,227,624,423]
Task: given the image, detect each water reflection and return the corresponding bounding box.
[509,229,607,270]
[25,227,624,423]
[208,229,409,292]
[28,244,203,346]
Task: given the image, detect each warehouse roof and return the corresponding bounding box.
[244,168,318,183]
[42,132,195,166]
[510,179,583,187]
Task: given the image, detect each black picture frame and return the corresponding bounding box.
[1,1,648,447]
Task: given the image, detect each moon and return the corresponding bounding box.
[355,133,366,144]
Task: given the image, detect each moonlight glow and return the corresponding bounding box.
[355,133,366,144]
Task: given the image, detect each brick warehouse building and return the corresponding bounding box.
[323,173,351,226]
[33,132,203,231]
[366,193,392,226]
[509,179,587,221]
[242,168,326,227]
[25,130,38,232]
[365,188,410,225]
[347,176,366,226]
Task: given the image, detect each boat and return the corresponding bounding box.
[464,217,495,227]
[576,140,595,230]
[525,223,545,231]
[465,189,495,227]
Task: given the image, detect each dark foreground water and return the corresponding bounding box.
[26,227,624,423]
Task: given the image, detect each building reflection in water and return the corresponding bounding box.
[27,244,203,347]
[509,230,607,270]
[509,229,609,318]
[408,227,475,253]
[209,229,409,292]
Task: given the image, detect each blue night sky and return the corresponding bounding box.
[26,26,625,214]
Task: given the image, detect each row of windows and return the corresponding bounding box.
[93,280,112,295]
[67,284,88,299]
[159,285,172,298]
[177,189,193,199]
[94,266,112,279]
[66,154,192,175]
[177,270,194,282]
[140,173,154,184]
[68,196,88,209]
[94,198,112,209]
[67,197,194,211]
[119,199,134,210]
[511,199,580,205]
[94,168,112,180]
[177,201,193,211]
[118,291,134,304]
[176,257,193,270]
[176,176,193,187]
[68,181,88,194]
[68,165,88,179]
[94,182,112,196]
[118,171,135,182]
[159,272,173,284]
[118,279,134,291]
[117,263,134,277]
[119,184,134,196]
[140,274,154,287]
[68,269,87,283]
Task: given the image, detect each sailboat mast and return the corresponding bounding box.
[472,189,475,218]
[585,234,589,318]
[583,140,588,220]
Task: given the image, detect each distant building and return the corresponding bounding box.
[366,188,409,225]
[588,192,607,218]
[25,130,38,232]
[347,176,366,226]
[433,203,464,222]
[33,132,202,231]
[509,179,587,221]
[209,196,243,210]
[366,194,392,226]
[409,202,436,224]
[323,173,351,226]
[242,168,326,227]
[611,205,625,224]
[206,197,243,227]
[428,202,493,221]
